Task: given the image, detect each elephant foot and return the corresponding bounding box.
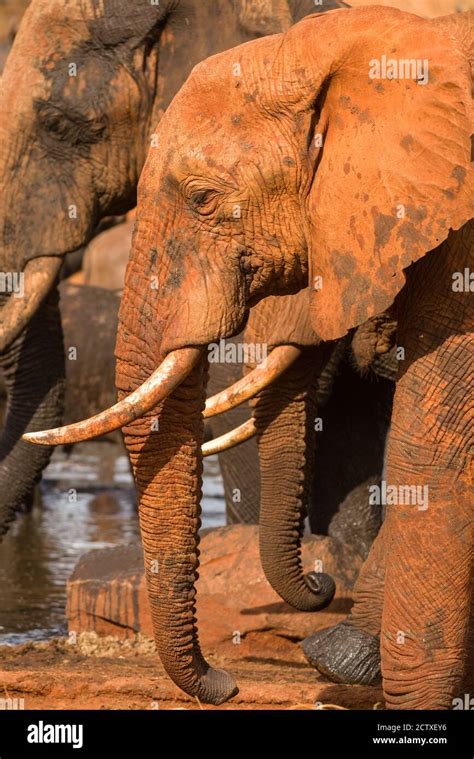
[196,667,239,705]
[301,621,381,685]
[304,571,336,610]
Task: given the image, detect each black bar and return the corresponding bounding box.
[0,709,473,756]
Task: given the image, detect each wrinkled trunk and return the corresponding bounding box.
[117,342,237,703]
[112,229,241,703]
[0,286,65,539]
[254,345,335,610]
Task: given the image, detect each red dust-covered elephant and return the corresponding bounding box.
[27,8,473,708]
[0,0,340,537]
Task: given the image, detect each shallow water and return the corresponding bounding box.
[0,445,225,645]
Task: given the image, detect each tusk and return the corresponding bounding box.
[204,345,301,418]
[22,347,203,446]
[0,256,62,352]
[202,418,256,457]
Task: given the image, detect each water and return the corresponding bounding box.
[0,444,225,645]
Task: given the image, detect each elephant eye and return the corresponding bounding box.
[187,187,221,215]
[35,99,107,146]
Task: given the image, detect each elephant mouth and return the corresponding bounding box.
[22,344,301,451]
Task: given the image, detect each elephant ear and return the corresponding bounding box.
[300,8,473,341]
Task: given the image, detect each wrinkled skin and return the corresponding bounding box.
[0,0,336,538]
[114,7,472,706]
[305,225,474,703]
[240,291,395,604]
[241,290,337,609]
[57,284,260,518]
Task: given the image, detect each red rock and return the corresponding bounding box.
[67,525,363,661]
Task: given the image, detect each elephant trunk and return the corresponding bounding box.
[0,286,65,539]
[118,352,238,704]
[255,346,335,611]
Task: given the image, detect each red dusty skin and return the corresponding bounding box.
[254,345,336,611]
[381,224,474,709]
[22,7,471,708]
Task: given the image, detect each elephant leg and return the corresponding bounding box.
[0,286,65,539]
[381,225,473,709]
[255,345,336,611]
[302,521,385,684]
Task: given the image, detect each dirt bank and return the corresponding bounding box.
[0,634,383,710]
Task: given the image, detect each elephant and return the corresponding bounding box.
[0,0,344,539]
[211,320,395,539]
[211,292,394,607]
[0,276,394,543]
[58,281,393,550]
[25,6,473,708]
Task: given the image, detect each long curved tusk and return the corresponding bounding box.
[22,347,203,446]
[0,256,63,353]
[204,345,301,418]
[202,418,256,457]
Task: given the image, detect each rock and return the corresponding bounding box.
[82,219,134,290]
[67,525,363,661]
[328,476,382,559]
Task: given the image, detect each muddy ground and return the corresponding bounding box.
[0,634,383,710]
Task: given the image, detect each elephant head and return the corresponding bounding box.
[0,0,337,537]
[26,7,473,704]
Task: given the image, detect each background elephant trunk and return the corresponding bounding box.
[119,355,237,704]
[0,286,65,539]
[254,345,335,611]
